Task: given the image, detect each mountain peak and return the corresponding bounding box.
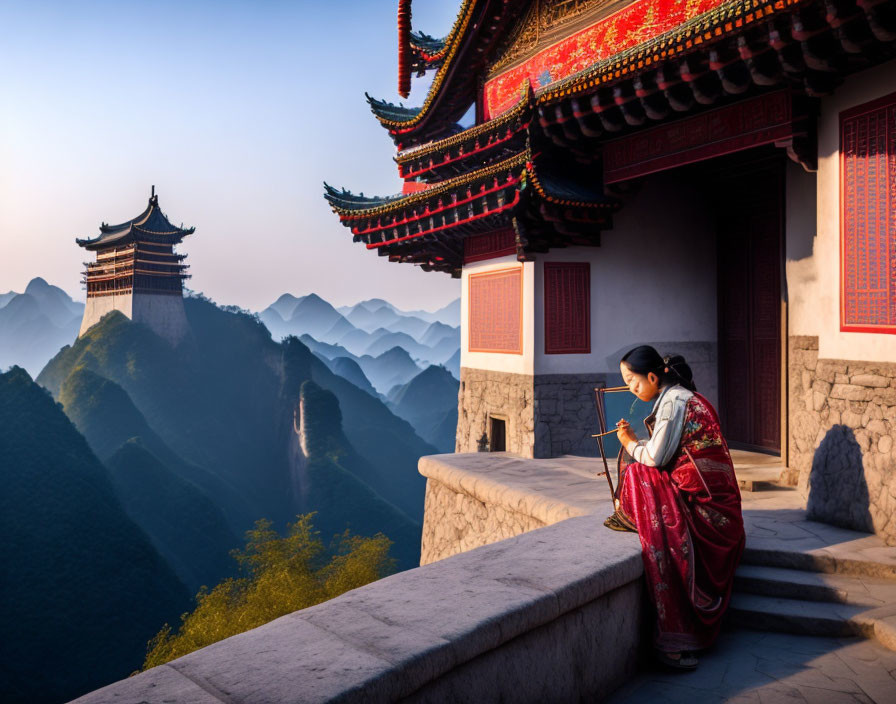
[360,298,394,312]
[293,293,335,310]
[25,276,50,291]
[377,346,414,362]
[273,293,301,305]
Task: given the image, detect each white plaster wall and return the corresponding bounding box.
[79,292,189,346]
[811,59,896,362]
[785,160,819,335]
[460,256,535,375]
[533,172,718,378]
[79,294,133,337]
[131,294,189,346]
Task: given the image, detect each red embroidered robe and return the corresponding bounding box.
[616,392,745,652]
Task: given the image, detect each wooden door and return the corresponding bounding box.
[716,160,783,453]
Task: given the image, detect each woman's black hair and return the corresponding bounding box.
[620,345,697,392]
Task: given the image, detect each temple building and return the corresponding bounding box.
[327,1,896,542]
[77,188,193,345]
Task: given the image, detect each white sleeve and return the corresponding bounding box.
[630,393,688,467]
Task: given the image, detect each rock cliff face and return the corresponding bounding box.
[789,336,896,545]
[295,380,422,571]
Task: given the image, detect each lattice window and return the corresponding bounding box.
[463,228,517,264]
[468,267,523,353]
[544,262,590,354]
[840,91,896,333]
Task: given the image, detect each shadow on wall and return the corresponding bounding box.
[806,424,873,534]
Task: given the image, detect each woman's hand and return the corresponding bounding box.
[616,419,637,448]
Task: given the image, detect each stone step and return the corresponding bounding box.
[728,593,896,651]
[731,450,785,492]
[735,470,788,493]
[741,544,896,581]
[728,593,868,638]
[734,564,896,607]
[738,477,787,492]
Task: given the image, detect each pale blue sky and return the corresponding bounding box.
[0,0,462,311]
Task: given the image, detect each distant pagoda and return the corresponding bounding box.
[76,188,194,345]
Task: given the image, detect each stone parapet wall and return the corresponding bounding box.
[73,513,644,704]
[418,453,606,564]
[788,336,896,545]
[420,475,547,565]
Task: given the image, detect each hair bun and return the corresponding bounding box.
[664,353,696,391]
[620,345,697,392]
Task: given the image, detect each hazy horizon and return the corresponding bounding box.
[3,273,460,316]
[0,0,462,311]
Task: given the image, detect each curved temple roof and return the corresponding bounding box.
[377,0,525,146]
[76,193,195,251]
[378,0,896,144]
[395,87,533,181]
[324,149,618,275]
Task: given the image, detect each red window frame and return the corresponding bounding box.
[544,262,591,354]
[840,90,896,334]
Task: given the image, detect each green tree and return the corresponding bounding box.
[143,514,395,669]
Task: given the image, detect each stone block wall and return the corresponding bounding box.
[457,367,534,456]
[457,368,613,459]
[421,475,546,565]
[788,336,896,545]
[458,344,716,460]
[533,373,611,458]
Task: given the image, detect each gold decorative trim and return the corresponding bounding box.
[386,0,803,134]
[395,89,531,165]
[536,0,796,103]
[331,151,530,218]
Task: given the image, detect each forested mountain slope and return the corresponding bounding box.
[0,367,190,704]
[38,297,429,559]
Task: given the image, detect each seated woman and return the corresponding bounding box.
[607,345,745,671]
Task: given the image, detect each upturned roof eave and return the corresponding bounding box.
[76,227,195,250]
[77,197,195,250]
[394,85,533,167]
[325,149,618,221]
[373,0,528,141]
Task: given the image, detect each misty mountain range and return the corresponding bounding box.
[0,278,84,376]
[0,281,460,702]
[5,295,447,703]
[0,279,461,449]
[0,279,460,396]
[259,293,460,379]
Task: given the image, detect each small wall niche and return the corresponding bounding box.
[489,416,506,452]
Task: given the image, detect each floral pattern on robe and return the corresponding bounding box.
[615,392,745,652]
